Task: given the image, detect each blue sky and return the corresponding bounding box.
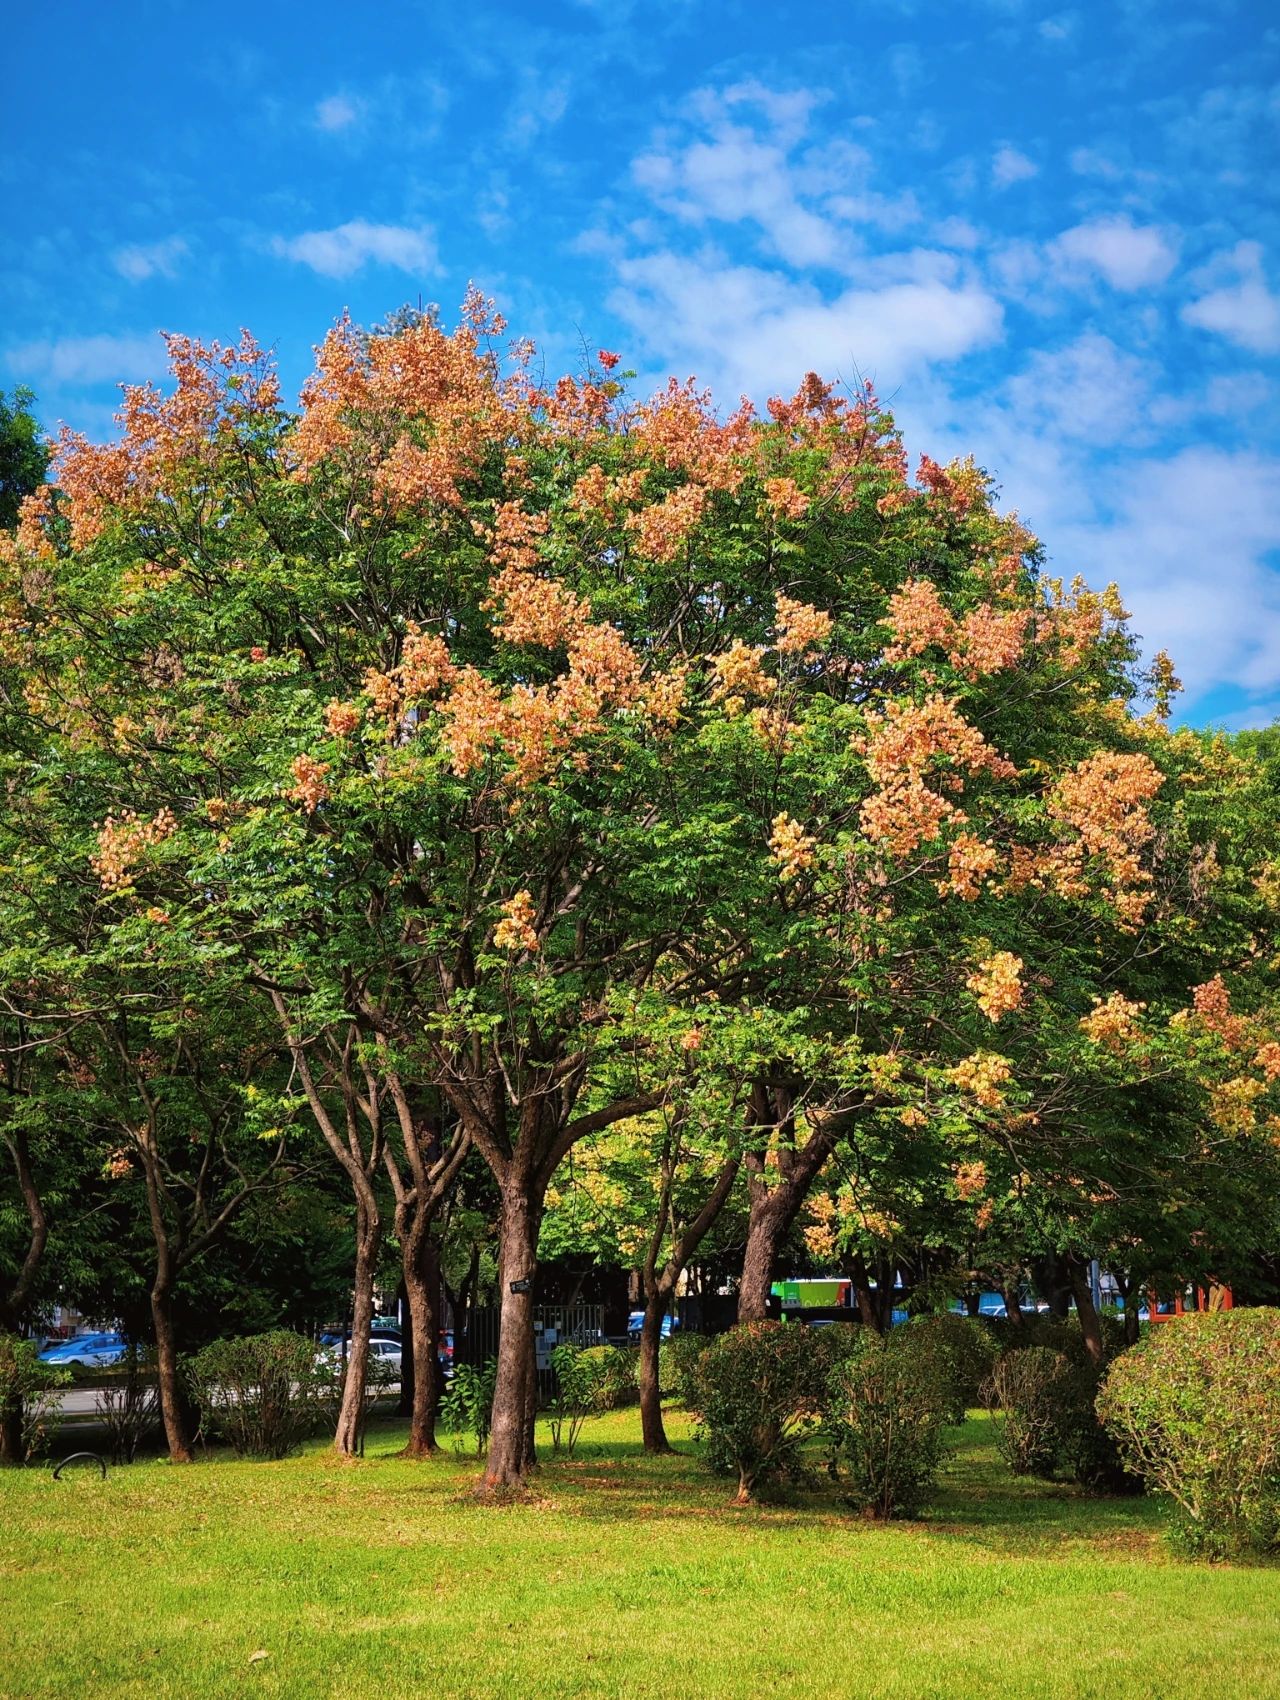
[3,0,1278,726]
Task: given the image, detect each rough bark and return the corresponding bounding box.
[483,1183,541,1491]
[1066,1257,1105,1366]
[738,1085,842,1323]
[400,1221,442,1457]
[0,1126,48,1334]
[334,1198,381,1455]
[150,1277,192,1463]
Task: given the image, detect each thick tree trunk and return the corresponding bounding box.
[151,1278,192,1463]
[482,1186,541,1491]
[738,1194,788,1322]
[334,1199,381,1456]
[737,1088,841,1323]
[1002,1284,1026,1327]
[0,1397,23,1464]
[638,1290,671,1453]
[401,1222,442,1458]
[1,1127,48,1334]
[850,1256,885,1332]
[1066,1258,1105,1366]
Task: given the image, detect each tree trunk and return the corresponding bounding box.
[1002,1284,1025,1327]
[1,1126,48,1334]
[1066,1258,1105,1366]
[334,1198,381,1456]
[401,1220,442,1458]
[396,1279,414,1419]
[638,1290,671,1453]
[1116,1274,1141,1346]
[482,1186,541,1491]
[151,1277,192,1463]
[738,1193,788,1322]
[0,1397,23,1464]
[850,1255,884,1333]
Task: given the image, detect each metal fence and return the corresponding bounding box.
[454,1303,607,1399]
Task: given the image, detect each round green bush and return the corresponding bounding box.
[660,1331,711,1405]
[187,1330,321,1459]
[689,1321,832,1502]
[1098,1309,1280,1556]
[823,1330,952,1517]
[903,1314,997,1423]
[985,1346,1071,1477]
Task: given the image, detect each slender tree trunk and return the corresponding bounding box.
[1066,1258,1105,1366]
[151,1277,192,1463]
[851,1255,883,1333]
[396,1278,414,1419]
[737,1090,842,1323]
[1116,1274,1141,1346]
[638,1289,671,1453]
[401,1221,442,1458]
[1,1127,48,1333]
[0,1396,22,1464]
[483,1185,541,1491]
[334,1198,381,1456]
[1002,1284,1026,1327]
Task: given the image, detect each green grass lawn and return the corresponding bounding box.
[1,1408,1277,1700]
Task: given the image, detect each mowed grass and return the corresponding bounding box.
[2,1409,1277,1700]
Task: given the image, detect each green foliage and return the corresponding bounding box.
[902,1313,997,1423]
[186,1331,320,1459]
[439,1360,497,1457]
[0,387,48,531]
[660,1331,711,1404]
[0,1334,67,1462]
[1099,1310,1280,1556]
[823,1329,953,1518]
[546,1343,636,1455]
[985,1347,1071,1478]
[93,1343,159,1464]
[689,1321,833,1501]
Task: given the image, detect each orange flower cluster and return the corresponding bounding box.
[949,1052,1013,1110]
[289,754,331,815]
[938,833,999,900]
[323,700,362,738]
[494,889,539,953]
[775,594,832,656]
[624,483,708,563]
[769,813,817,881]
[91,807,178,890]
[966,952,1024,1022]
[763,476,810,521]
[954,1160,988,1200]
[362,624,457,730]
[1079,991,1146,1054]
[629,379,754,492]
[884,578,1029,678]
[858,695,1016,858]
[1254,1042,1280,1083]
[1191,975,1249,1050]
[709,640,772,716]
[1048,751,1162,918]
[916,454,979,515]
[1041,576,1126,668]
[487,564,588,648]
[1208,1074,1266,1136]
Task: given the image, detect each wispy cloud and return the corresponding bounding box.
[991,146,1037,189]
[314,93,360,132]
[270,220,438,279]
[1051,216,1178,290]
[112,237,189,283]
[1182,242,1280,354]
[6,331,168,386]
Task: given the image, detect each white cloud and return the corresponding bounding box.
[992,146,1037,189]
[6,331,168,386]
[315,93,360,132]
[1182,242,1280,354]
[112,237,189,282]
[1052,216,1178,290]
[270,220,438,279]
[608,249,1002,398]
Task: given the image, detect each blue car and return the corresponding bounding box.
[38,1331,128,1368]
[627,1311,678,1341]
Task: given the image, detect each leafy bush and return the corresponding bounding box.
[1098,1309,1280,1556]
[660,1331,710,1404]
[985,1347,1070,1477]
[0,1334,67,1463]
[94,1344,158,1464]
[902,1314,997,1424]
[439,1360,497,1457]
[187,1331,322,1459]
[546,1343,635,1455]
[689,1321,832,1502]
[823,1330,952,1517]
[985,1343,1134,1491]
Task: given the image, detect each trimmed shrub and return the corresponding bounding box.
[903,1314,997,1423]
[0,1334,67,1463]
[689,1321,832,1502]
[188,1331,321,1459]
[660,1331,710,1405]
[985,1347,1070,1477]
[94,1344,158,1464]
[1099,1309,1280,1556]
[823,1330,952,1517]
[439,1360,497,1457]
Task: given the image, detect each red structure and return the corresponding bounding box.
[1147,1283,1233,1322]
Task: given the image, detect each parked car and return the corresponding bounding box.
[438,1329,454,1370]
[318,1327,401,1351]
[626,1311,679,1342]
[37,1331,127,1368]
